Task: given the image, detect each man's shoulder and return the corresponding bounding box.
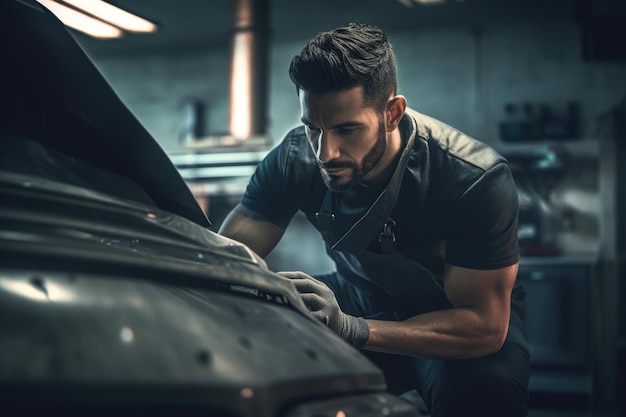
[282,125,308,149]
[242,125,324,223]
[269,124,321,195]
[278,125,316,164]
[406,108,505,172]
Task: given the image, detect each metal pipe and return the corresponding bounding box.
[228,0,269,140]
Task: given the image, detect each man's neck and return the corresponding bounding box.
[361,127,404,187]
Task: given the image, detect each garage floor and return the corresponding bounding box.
[404,391,621,416]
[529,411,619,417]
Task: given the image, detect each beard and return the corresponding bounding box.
[319,119,387,193]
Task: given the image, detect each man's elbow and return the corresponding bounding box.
[479,325,508,357]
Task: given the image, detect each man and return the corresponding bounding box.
[219,23,529,417]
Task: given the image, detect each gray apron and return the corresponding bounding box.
[315,117,449,319]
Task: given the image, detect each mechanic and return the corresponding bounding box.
[219,23,530,417]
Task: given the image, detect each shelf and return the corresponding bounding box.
[519,256,599,267]
[494,139,600,157]
[167,148,271,182]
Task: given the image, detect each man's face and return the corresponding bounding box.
[299,86,388,192]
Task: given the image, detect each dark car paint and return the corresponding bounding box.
[0,1,421,416]
[1,0,209,228]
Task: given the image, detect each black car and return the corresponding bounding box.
[0,1,421,416]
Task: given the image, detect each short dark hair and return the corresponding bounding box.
[288,23,397,113]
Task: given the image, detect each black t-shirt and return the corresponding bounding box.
[241,109,527,348]
[241,108,519,272]
[239,108,526,348]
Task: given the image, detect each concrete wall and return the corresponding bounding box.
[94,50,231,148]
[93,19,626,151]
[89,7,626,272]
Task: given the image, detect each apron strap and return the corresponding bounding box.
[315,191,335,243]
[316,114,418,253]
[378,218,397,253]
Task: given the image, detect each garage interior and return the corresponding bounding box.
[41,0,626,415]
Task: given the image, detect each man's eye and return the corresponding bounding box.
[338,127,356,135]
[305,125,320,133]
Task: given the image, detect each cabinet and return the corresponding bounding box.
[495,139,600,158]
[518,257,598,405]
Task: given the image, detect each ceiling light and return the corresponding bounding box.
[398,0,448,6]
[61,0,157,33]
[414,0,448,5]
[36,0,122,39]
[397,0,415,7]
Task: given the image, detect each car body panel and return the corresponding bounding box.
[1,0,209,228]
[0,0,420,416]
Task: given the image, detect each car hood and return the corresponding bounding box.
[0,2,397,415]
[0,170,387,417]
[0,0,209,228]
[0,167,297,310]
[0,267,384,417]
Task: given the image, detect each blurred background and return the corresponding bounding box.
[46,0,625,415]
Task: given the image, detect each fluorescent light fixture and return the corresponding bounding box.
[397,0,414,7]
[398,0,448,6]
[61,0,157,33]
[414,0,448,5]
[36,0,122,38]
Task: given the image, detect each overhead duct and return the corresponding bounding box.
[229,0,270,142]
[170,0,271,222]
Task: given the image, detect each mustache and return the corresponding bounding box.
[319,160,356,171]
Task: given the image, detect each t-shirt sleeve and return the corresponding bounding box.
[239,136,299,229]
[445,162,520,270]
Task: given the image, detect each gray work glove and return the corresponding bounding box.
[277,271,370,349]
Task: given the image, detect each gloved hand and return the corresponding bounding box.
[277,271,370,348]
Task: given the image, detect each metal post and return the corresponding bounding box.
[228,0,269,141]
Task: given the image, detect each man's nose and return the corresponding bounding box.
[316,131,340,163]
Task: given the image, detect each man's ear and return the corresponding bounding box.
[385,95,407,132]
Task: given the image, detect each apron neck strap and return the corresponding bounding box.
[316,113,418,252]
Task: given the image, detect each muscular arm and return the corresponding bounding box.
[363,262,518,359]
[218,204,286,258]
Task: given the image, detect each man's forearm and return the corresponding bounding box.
[363,307,508,359]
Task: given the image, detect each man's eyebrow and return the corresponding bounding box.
[300,118,364,129]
